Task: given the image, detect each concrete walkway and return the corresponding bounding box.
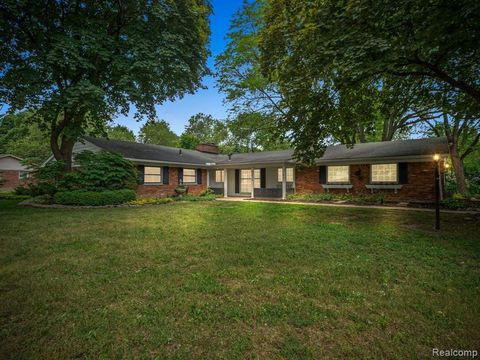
[217,197,479,215]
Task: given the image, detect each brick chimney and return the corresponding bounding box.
[195,143,219,154]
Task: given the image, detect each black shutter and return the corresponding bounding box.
[319,166,327,184]
[260,168,266,188]
[178,168,183,184]
[399,162,408,184]
[137,165,145,185]
[197,168,202,184]
[162,166,169,185]
[235,169,240,193]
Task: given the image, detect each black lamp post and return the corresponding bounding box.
[433,154,441,230]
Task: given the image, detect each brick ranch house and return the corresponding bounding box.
[0,154,32,191]
[65,136,449,202]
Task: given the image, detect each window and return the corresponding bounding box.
[144,167,162,183]
[327,166,349,183]
[239,169,261,193]
[183,168,196,184]
[277,167,294,182]
[18,171,29,180]
[215,170,224,183]
[240,169,251,193]
[371,164,397,183]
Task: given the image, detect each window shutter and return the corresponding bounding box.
[137,165,145,185]
[399,162,408,184]
[260,168,266,188]
[178,168,183,184]
[162,166,169,185]
[319,166,327,184]
[196,168,202,184]
[235,169,240,193]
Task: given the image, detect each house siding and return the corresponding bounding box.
[136,167,207,197]
[295,161,441,202]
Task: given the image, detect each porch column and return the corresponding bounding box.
[282,164,287,200]
[223,168,228,198]
[251,168,254,199]
[292,166,296,194]
[206,169,210,188]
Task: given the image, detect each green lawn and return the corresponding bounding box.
[1,199,479,359]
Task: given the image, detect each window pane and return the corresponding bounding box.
[371,164,397,182]
[277,168,283,182]
[144,174,161,183]
[144,167,161,175]
[327,166,349,183]
[215,170,224,182]
[144,167,162,183]
[254,169,261,189]
[183,168,196,183]
[19,171,29,180]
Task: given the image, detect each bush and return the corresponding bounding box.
[30,194,53,204]
[14,186,31,196]
[287,192,384,204]
[0,192,30,201]
[62,151,138,191]
[200,188,216,196]
[127,197,174,206]
[54,189,136,206]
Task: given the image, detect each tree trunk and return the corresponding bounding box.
[448,140,468,195]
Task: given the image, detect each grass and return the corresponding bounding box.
[0,199,479,359]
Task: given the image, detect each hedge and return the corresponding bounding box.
[54,189,136,206]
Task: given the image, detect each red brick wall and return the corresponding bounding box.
[136,167,207,197]
[0,170,31,190]
[295,162,441,202]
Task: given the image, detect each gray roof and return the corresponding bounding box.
[318,137,448,163]
[84,136,222,165]
[83,136,448,167]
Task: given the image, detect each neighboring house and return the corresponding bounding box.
[0,155,32,190]
[66,136,448,202]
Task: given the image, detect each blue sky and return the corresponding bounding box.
[115,0,243,136]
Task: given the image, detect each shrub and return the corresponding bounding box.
[14,186,31,196]
[62,151,137,191]
[200,188,216,196]
[54,189,136,206]
[30,194,53,204]
[440,198,469,210]
[0,192,30,201]
[287,192,384,204]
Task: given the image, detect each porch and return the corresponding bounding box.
[206,166,295,199]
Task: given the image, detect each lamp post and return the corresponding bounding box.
[433,154,441,230]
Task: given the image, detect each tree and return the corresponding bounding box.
[216,0,285,119]
[0,0,211,170]
[138,119,179,147]
[422,91,480,195]
[0,111,50,164]
[226,112,290,152]
[257,0,480,162]
[104,125,136,142]
[179,113,228,149]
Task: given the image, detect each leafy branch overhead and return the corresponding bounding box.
[0,0,211,169]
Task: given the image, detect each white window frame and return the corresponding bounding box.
[327,166,350,184]
[18,171,29,180]
[277,167,294,183]
[144,166,162,184]
[371,163,398,183]
[183,168,197,184]
[215,170,224,183]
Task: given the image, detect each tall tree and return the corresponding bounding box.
[104,125,136,142]
[179,113,228,149]
[216,0,284,119]
[226,112,290,152]
[0,0,211,170]
[138,119,179,147]
[258,0,480,168]
[0,111,50,164]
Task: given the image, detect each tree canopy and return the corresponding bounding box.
[104,125,136,142]
[0,0,211,169]
[179,113,228,149]
[138,119,179,147]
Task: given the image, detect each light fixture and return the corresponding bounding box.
[433,154,440,161]
[445,163,450,169]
